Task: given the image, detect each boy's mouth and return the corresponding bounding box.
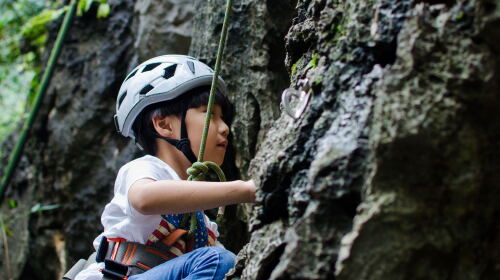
[217,140,228,148]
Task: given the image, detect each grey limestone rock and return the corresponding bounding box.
[220,0,499,279]
[133,0,194,62]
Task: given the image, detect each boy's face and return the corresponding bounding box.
[185,104,229,166]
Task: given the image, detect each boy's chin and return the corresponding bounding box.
[214,158,224,166]
[208,152,225,166]
[211,157,224,167]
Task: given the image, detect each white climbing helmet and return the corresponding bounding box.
[114,54,227,139]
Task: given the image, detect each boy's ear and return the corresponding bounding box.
[152,115,177,138]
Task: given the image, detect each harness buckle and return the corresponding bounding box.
[96,236,108,262]
[101,259,129,280]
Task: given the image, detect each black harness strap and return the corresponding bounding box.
[155,109,197,163]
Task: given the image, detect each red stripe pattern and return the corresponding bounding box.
[146,217,217,259]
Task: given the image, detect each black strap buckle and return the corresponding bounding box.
[96,236,108,263]
[102,259,129,280]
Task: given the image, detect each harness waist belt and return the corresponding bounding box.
[96,229,190,280]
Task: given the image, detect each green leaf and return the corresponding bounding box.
[30,203,41,213]
[77,0,86,16]
[30,203,60,213]
[311,53,319,68]
[85,0,94,12]
[8,199,17,209]
[21,7,66,40]
[2,225,13,236]
[97,3,110,18]
[291,62,298,75]
[31,32,47,48]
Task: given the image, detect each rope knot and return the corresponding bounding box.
[187,161,227,182]
[187,162,210,181]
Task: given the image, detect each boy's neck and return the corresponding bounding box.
[155,140,191,180]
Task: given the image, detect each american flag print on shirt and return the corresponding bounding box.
[146,214,217,258]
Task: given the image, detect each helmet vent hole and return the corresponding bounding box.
[163,64,177,79]
[117,91,127,109]
[125,69,138,81]
[142,62,162,72]
[186,61,195,74]
[139,84,154,95]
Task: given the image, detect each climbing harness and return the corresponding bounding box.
[64,218,219,280]
[0,0,77,203]
[64,0,234,279]
[96,225,217,280]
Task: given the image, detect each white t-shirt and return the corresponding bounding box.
[75,155,220,280]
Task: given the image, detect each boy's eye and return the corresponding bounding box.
[202,110,215,115]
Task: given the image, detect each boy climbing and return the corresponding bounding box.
[74,55,256,280]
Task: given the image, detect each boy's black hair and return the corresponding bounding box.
[132,86,233,155]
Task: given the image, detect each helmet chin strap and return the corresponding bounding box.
[155,109,198,163]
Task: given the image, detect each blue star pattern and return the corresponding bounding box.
[162,211,208,249]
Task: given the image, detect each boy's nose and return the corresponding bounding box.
[219,121,230,137]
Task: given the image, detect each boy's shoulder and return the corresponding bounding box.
[117,155,179,180]
[120,155,162,171]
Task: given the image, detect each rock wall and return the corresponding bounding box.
[219,0,499,279]
[1,0,499,279]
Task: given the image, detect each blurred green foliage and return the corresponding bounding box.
[21,6,67,49]
[77,0,110,18]
[0,0,54,152]
[0,0,110,157]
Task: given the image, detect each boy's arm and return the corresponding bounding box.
[128,179,256,215]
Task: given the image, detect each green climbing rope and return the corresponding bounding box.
[0,0,78,204]
[184,0,233,234]
[186,161,228,235]
[197,0,233,163]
